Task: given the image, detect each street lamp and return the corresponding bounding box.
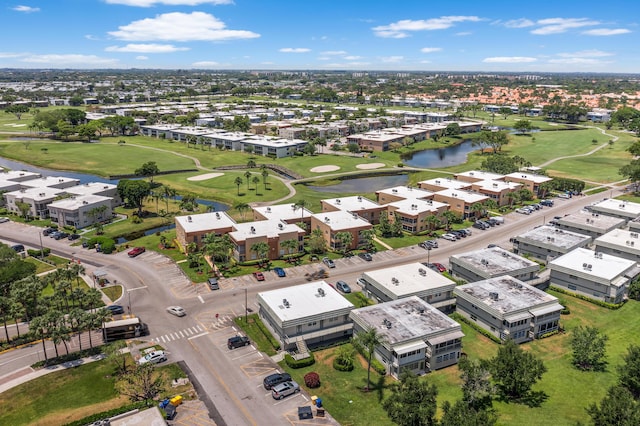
[127,290,132,315]
[245,288,248,323]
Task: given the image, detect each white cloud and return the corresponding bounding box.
[343,55,363,60]
[192,61,220,67]
[105,44,189,53]
[373,16,480,38]
[279,48,310,53]
[105,0,233,6]
[504,18,534,28]
[582,28,631,36]
[13,5,40,13]
[483,56,538,63]
[135,56,148,60]
[85,35,100,41]
[420,60,432,64]
[548,57,612,65]
[556,49,613,58]
[420,47,442,53]
[380,56,403,63]
[108,12,260,42]
[531,18,599,35]
[20,54,119,66]
[455,32,471,36]
[0,52,27,58]
[320,50,347,55]
[324,62,370,68]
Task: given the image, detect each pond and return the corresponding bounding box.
[401,140,477,168]
[305,174,409,193]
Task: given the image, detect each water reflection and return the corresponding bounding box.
[306,174,409,193]
[401,140,477,168]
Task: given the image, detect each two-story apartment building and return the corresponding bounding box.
[175,211,236,249]
[450,246,540,283]
[350,296,464,379]
[512,225,592,263]
[229,219,305,261]
[503,172,553,196]
[375,186,434,205]
[556,210,626,238]
[310,211,373,251]
[432,189,489,220]
[4,187,64,219]
[321,196,386,225]
[454,276,563,343]
[594,228,640,262]
[587,198,640,223]
[470,180,522,207]
[386,198,449,233]
[47,195,113,229]
[253,203,313,228]
[417,177,471,192]
[257,281,354,351]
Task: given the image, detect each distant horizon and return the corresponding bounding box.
[2,1,639,72]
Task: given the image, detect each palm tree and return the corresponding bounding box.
[353,326,387,391]
[250,241,269,264]
[247,159,256,169]
[425,215,441,231]
[234,176,243,196]
[234,202,250,221]
[252,176,261,194]
[244,171,252,190]
[280,238,298,256]
[334,231,354,254]
[359,229,376,251]
[261,168,269,189]
[470,202,485,219]
[161,185,177,212]
[293,200,309,221]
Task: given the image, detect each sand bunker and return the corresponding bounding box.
[310,165,340,173]
[356,163,385,170]
[187,172,224,181]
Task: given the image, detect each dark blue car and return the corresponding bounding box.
[274,267,286,277]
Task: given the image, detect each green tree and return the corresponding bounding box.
[445,122,461,137]
[247,159,256,169]
[244,171,251,190]
[308,228,327,254]
[252,175,261,194]
[234,202,250,220]
[571,326,609,371]
[382,371,438,426]
[250,241,269,263]
[587,385,640,426]
[234,176,243,196]
[293,200,309,221]
[489,339,546,401]
[15,201,31,219]
[499,107,512,119]
[459,357,495,411]
[261,168,269,189]
[353,326,387,391]
[117,179,151,216]
[619,160,640,189]
[280,239,298,256]
[5,104,30,120]
[334,231,353,254]
[513,119,533,134]
[440,400,498,426]
[134,161,160,183]
[618,344,640,399]
[117,363,164,403]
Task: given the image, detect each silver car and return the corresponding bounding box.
[271,380,300,400]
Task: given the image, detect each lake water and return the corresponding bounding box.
[401,140,477,168]
[306,174,409,193]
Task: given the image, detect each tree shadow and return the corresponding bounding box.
[498,390,549,408]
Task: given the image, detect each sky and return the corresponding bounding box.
[2,0,640,73]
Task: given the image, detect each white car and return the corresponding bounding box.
[138,350,167,365]
[0,217,9,223]
[516,208,531,215]
[167,306,186,317]
[442,233,457,241]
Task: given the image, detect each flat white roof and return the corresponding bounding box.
[175,211,236,233]
[559,210,626,230]
[590,198,640,218]
[435,188,488,203]
[19,176,80,188]
[472,179,522,191]
[363,262,456,297]
[48,194,111,209]
[595,229,640,254]
[504,172,553,184]
[6,187,63,200]
[253,203,312,221]
[0,170,41,181]
[389,198,448,215]
[65,182,118,196]
[517,225,591,249]
[322,196,382,212]
[311,210,371,231]
[455,276,559,314]
[418,177,471,190]
[230,219,303,240]
[376,186,433,201]
[456,170,505,181]
[258,281,354,322]
[550,247,637,281]
[350,296,462,345]
[451,246,539,275]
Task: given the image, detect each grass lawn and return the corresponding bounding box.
[102,285,123,303]
[23,256,57,274]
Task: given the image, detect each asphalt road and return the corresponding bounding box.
[0,189,617,425]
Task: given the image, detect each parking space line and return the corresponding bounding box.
[179,331,185,338]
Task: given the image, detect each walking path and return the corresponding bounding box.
[538,125,618,168]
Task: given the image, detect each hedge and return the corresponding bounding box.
[27,247,51,257]
[450,312,502,344]
[255,318,281,351]
[333,358,354,372]
[31,346,104,369]
[284,352,315,369]
[351,339,387,375]
[549,286,625,310]
[87,236,116,254]
[63,401,152,426]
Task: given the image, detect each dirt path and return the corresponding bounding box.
[538,126,618,168]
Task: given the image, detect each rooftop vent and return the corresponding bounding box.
[391,277,399,286]
[489,291,499,301]
[336,199,341,204]
[383,318,392,329]
[216,212,220,219]
[324,217,330,223]
[266,207,271,213]
[357,196,362,201]
[317,288,325,297]
[283,299,290,308]
[250,226,256,234]
[278,223,284,230]
[392,189,398,193]
[187,216,192,222]
[83,201,88,205]
[418,268,427,276]
[481,259,489,265]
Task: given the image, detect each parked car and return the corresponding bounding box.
[487,244,498,248]
[336,280,352,293]
[227,335,250,349]
[451,230,466,238]
[516,208,531,215]
[54,232,69,240]
[473,221,489,230]
[273,267,286,277]
[486,218,501,226]
[263,372,292,390]
[358,252,373,261]
[460,229,472,236]
[128,246,146,257]
[49,231,62,239]
[540,199,554,207]
[253,271,265,281]
[138,350,167,365]
[10,244,25,252]
[42,227,57,236]
[442,233,457,241]
[208,277,220,290]
[0,217,9,223]
[271,380,300,400]
[105,305,125,315]
[68,234,80,241]
[166,306,186,317]
[322,257,336,268]
[431,262,447,273]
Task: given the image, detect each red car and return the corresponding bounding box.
[253,271,265,281]
[128,246,146,257]
[432,262,447,273]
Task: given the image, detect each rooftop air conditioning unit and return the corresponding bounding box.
[336,199,341,204]
[489,292,499,300]
[418,268,426,276]
[250,226,256,233]
[283,299,290,308]
[278,223,284,229]
[216,212,220,219]
[187,216,192,222]
[318,288,325,297]
[391,277,399,285]
[266,207,271,212]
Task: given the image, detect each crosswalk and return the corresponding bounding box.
[155,325,205,343]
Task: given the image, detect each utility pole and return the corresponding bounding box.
[245,288,248,323]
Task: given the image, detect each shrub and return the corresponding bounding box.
[549,286,625,310]
[27,247,50,257]
[87,236,116,254]
[284,352,315,369]
[450,312,502,344]
[333,357,354,371]
[304,372,321,388]
[371,358,387,375]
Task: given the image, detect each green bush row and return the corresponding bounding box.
[255,319,281,351]
[333,358,354,372]
[538,330,559,339]
[63,401,152,426]
[86,236,116,254]
[27,247,51,257]
[31,346,104,369]
[284,352,316,369]
[549,286,625,310]
[351,339,387,375]
[450,312,502,344]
